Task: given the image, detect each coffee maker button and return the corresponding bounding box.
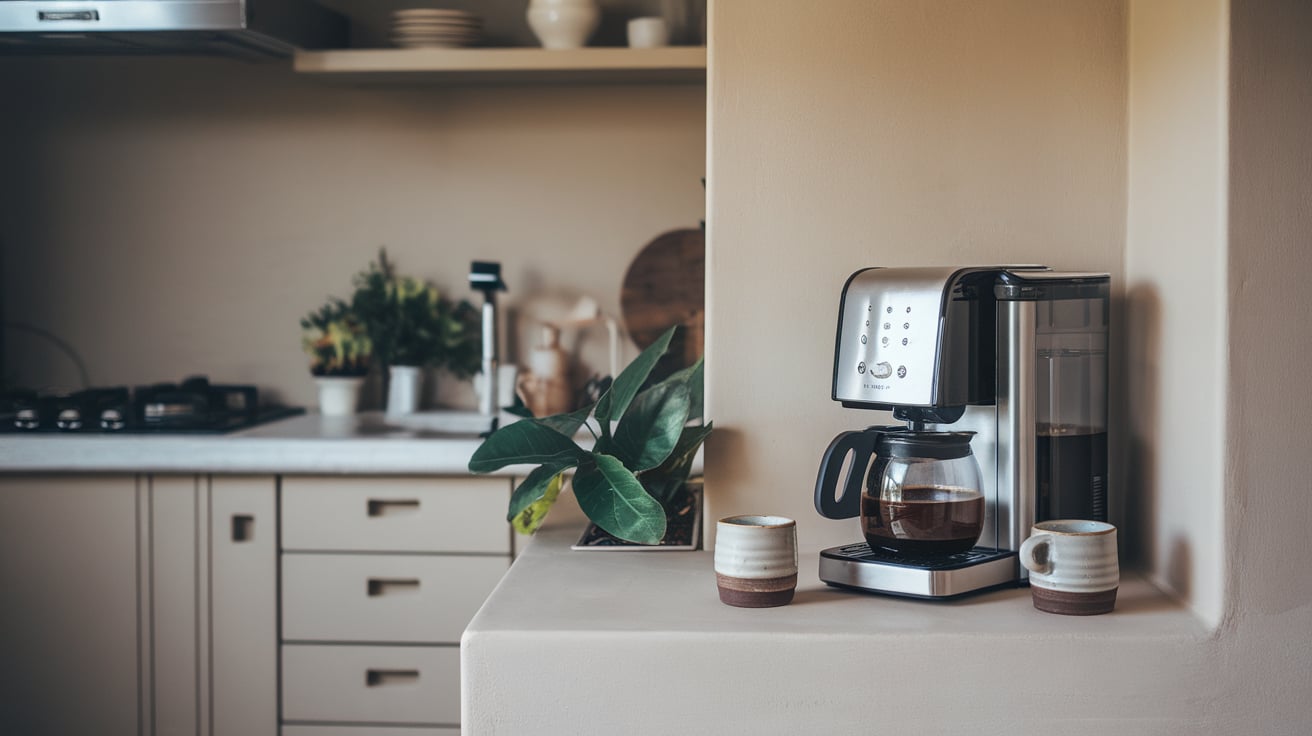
[881,336,889,346]
[873,362,893,378]
[857,362,867,374]
[897,365,907,378]
[860,334,867,344]
[901,338,909,346]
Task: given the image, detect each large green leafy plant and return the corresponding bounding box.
[351,249,481,377]
[468,327,711,544]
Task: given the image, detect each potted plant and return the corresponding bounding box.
[468,326,711,547]
[350,249,481,414]
[300,298,372,416]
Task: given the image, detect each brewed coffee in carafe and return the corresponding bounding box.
[816,428,986,556]
[860,431,984,555]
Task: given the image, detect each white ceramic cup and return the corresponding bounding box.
[1019,519,1119,615]
[315,376,363,417]
[627,17,669,48]
[714,515,797,607]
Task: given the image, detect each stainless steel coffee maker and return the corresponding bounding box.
[814,266,1110,598]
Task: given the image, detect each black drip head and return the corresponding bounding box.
[469,260,507,294]
[892,405,967,426]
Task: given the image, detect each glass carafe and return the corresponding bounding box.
[860,431,985,555]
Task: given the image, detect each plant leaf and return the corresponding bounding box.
[468,419,585,473]
[537,404,594,438]
[509,466,567,535]
[612,381,690,471]
[595,326,677,430]
[670,358,704,422]
[642,422,713,505]
[573,453,667,544]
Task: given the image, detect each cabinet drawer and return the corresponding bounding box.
[284,726,457,735]
[282,644,459,725]
[282,554,509,643]
[281,476,511,553]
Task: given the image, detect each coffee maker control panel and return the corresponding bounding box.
[834,267,991,409]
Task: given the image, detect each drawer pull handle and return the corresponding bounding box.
[367,578,421,596]
[367,499,420,517]
[231,514,255,542]
[366,669,420,687]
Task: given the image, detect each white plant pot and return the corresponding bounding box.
[527,0,600,50]
[315,376,364,417]
[386,365,423,415]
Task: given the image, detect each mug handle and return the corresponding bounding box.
[814,429,880,520]
[1019,533,1053,575]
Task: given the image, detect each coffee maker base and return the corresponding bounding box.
[818,543,1019,600]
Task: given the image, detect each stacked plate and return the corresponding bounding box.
[390,8,483,49]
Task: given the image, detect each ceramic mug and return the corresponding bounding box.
[714,515,797,608]
[1020,520,1119,615]
[627,17,669,48]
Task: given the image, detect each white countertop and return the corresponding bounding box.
[0,411,524,475]
[462,493,1211,734]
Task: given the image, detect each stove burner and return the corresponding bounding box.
[4,376,302,434]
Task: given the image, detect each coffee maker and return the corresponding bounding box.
[815,266,1109,598]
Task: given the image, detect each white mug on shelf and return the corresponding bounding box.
[627,17,669,48]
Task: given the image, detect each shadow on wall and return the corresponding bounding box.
[703,425,749,545]
[1125,284,1158,572]
[1125,282,1189,598]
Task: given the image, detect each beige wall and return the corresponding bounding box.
[1219,0,1312,717]
[0,57,705,409]
[1124,0,1228,626]
[705,0,1127,550]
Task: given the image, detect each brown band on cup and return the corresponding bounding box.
[716,572,798,608]
[1031,585,1117,616]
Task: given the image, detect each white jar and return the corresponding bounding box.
[527,0,600,50]
[385,365,422,415]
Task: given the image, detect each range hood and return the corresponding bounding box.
[0,0,346,58]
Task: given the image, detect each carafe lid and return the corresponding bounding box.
[876,430,975,460]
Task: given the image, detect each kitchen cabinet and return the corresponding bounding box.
[0,475,142,736]
[280,476,513,733]
[0,466,514,736]
[0,474,277,736]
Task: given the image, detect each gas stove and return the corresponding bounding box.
[2,376,303,434]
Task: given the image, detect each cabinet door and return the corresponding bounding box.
[211,476,278,736]
[151,475,206,735]
[0,475,142,736]
[150,475,278,736]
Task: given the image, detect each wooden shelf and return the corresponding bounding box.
[293,46,706,85]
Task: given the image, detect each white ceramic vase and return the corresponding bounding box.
[315,376,364,417]
[527,0,600,50]
[386,365,423,415]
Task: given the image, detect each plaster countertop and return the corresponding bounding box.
[461,494,1211,734]
[0,411,530,475]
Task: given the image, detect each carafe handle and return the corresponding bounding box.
[814,428,881,519]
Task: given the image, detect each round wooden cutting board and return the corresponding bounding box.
[620,228,705,379]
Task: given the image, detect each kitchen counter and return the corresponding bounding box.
[461,493,1211,734]
[0,411,525,474]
